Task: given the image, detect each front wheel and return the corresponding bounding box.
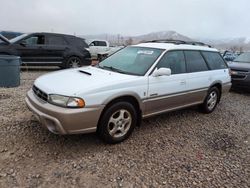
[200,87,220,114]
[97,102,137,144]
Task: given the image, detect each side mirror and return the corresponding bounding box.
[20,41,27,46]
[152,68,171,77]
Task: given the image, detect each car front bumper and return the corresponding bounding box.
[25,90,104,135]
[231,75,250,90]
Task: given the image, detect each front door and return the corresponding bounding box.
[145,50,188,116]
[16,34,47,62]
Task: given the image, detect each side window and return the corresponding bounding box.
[48,36,67,45]
[97,41,107,46]
[202,51,228,70]
[23,35,45,45]
[157,51,186,74]
[184,51,209,73]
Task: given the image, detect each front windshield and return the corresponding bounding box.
[98,46,164,76]
[234,52,250,63]
[9,33,28,44]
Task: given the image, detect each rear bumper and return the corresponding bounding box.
[222,82,232,94]
[25,90,104,135]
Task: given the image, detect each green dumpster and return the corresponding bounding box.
[0,55,21,87]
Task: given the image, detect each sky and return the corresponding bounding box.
[1,0,250,39]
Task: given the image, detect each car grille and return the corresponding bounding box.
[32,85,48,102]
[231,69,248,80]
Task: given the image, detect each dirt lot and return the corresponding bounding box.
[0,68,249,188]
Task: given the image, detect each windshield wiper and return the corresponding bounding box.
[98,65,139,76]
[102,66,127,74]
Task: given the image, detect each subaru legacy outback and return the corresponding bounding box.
[26,40,231,143]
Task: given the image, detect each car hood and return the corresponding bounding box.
[228,61,250,70]
[0,34,10,44]
[34,66,139,96]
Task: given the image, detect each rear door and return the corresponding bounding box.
[45,35,68,62]
[145,50,188,116]
[184,50,212,103]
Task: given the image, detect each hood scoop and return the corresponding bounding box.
[79,70,92,76]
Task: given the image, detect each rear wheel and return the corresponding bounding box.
[97,102,137,144]
[200,87,220,113]
[66,56,82,68]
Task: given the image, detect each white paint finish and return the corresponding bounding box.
[33,43,231,113]
[34,66,148,106]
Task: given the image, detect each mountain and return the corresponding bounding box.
[81,31,250,51]
[81,31,192,45]
[132,31,192,43]
[199,37,250,51]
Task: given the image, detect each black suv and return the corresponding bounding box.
[0,32,91,68]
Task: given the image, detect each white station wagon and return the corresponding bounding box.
[26,40,231,143]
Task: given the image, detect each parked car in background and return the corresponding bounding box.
[0,32,91,68]
[0,31,23,39]
[223,51,238,62]
[87,39,124,61]
[228,52,250,90]
[26,40,231,143]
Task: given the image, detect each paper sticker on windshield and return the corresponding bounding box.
[137,50,154,55]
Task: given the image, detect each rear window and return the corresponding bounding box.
[184,51,209,73]
[202,51,228,69]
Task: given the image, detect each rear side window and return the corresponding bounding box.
[157,51,186,74]
[184,51,209,72]
[90,41,107,47]
[48,36,67,45]
[98,41,107,46]
[202,52,227,70]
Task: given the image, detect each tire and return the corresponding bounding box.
[97,102,137,144]
[66,56,82,68]
[200,87,220,114]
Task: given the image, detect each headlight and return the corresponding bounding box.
[49,94,85,108]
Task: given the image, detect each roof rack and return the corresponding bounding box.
[145,39,212,48]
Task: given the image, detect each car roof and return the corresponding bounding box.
[30,32,84,39]
[133,42,218,52]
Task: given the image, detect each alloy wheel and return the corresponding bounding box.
[68,57,81,68]
[207,91,218,111]
[107,109,132,138]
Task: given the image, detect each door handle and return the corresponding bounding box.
[180,80,186,85]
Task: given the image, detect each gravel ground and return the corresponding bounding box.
[0,69,249,188]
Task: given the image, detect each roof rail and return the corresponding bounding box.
[145,39,212,48]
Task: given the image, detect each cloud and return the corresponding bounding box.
[0,0,249,39]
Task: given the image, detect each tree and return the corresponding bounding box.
[125,37,133,46]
